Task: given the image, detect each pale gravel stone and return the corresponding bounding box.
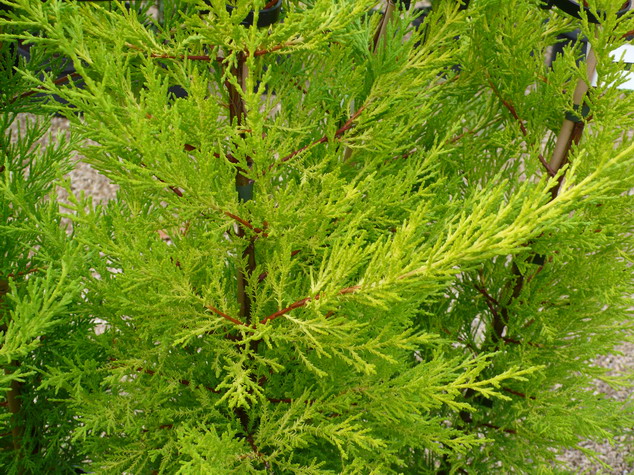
[50,117,119,205]
[9,114,118,205]
[10,113,633,473]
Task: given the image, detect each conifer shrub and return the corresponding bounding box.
[1,0,633,473]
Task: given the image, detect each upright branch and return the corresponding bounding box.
[223,48,262,458]
[226,52,257,325]
[3,363,23,453]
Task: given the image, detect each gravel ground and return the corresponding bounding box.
[9,113,634,473]
[561,344,634,474]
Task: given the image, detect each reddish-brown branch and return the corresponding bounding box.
[338,286,360,295]
[147,164,265,236]
[167,187,265,237]
[126,37,297,65]
[266,106,366,174]
[502,387,536,400]
[290,78,309,95]
[253,42,290,57]
[138,160,184,197]
[223,211,269,237]
[125,43,223,62]
[253,30,342,59]
[447,118,501,145]
[475,283,502,326]
[260,296,317,325]
[474,283,500,307]
[447,129,473,145]
[3,363,23,452]
[6,267,41,279]
[525,264,545,284]
[259,285,360,325]
[486,79,555,177]
[390,121,497,163]
[16,72,82,101]
[168,185,183,197]
[206,305,249,328]
[497,94,527,135]
[246,434,267,461]
[139,135,264,237]
[151,53,220,62]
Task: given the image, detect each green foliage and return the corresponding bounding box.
[1,0,633,473]
[0,17,92,472]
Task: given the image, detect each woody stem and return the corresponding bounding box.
[228,53,257,325]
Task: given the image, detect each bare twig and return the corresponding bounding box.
[206,305,249,328]
[125,42,223,62]
[259,285,360,325]
[16,72,82,102]
[223,211,269,237]
[502,387,536,400]
[6,267,42,279]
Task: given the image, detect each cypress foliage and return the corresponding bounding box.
[1,0,633,472]
[0,15,88,473]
